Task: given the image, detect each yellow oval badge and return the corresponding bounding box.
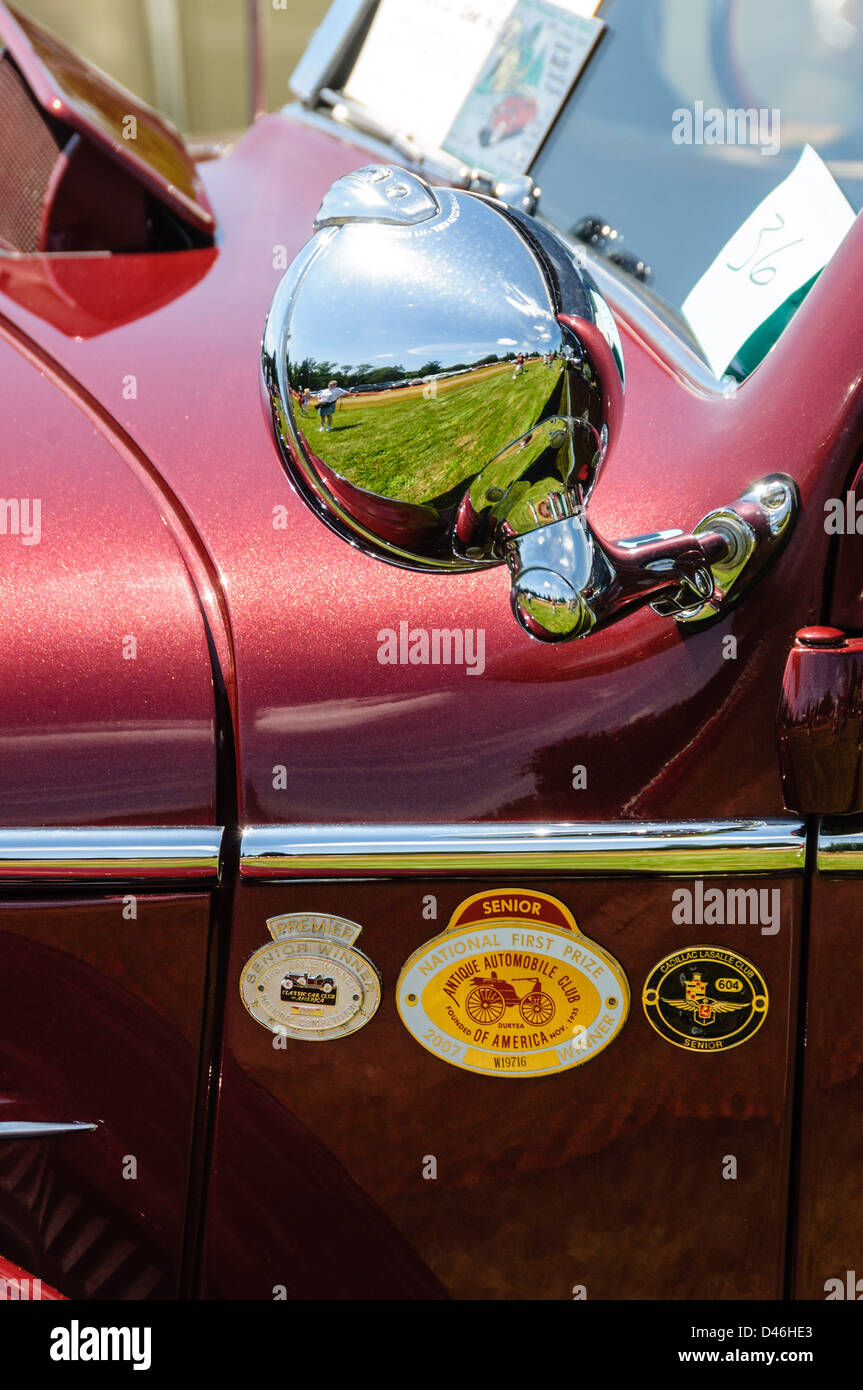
[396,890,629,1077]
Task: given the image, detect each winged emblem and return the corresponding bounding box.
[663,972,748,1025]
[664,996,748,1015]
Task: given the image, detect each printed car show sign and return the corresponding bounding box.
[397,889,629,1077]
[443,2,604,182]
[642,946,768,1053]
[345,0,602,169]
[240,913,381,1042]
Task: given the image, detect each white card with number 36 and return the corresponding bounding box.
[682,145,856,377]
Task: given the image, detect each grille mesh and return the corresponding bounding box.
[0,53,64,252]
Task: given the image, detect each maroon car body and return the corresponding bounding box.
[1,5,862,1303]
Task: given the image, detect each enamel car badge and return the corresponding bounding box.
[396,890,629,1077]
[240,913,381,1041]
[642,946,768,1052]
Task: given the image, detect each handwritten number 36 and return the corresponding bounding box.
[726,211,804,286]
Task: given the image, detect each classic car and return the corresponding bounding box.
[479,93,539,147]
[1,0,862,1308]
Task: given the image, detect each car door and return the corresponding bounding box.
[198,160,863,1300]
[788,458,863,1301]
[3,107,862,1302]
[0,331,219,1299]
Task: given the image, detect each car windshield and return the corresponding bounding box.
[532,0,863,319]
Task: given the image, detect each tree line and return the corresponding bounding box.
[290,353,521,391]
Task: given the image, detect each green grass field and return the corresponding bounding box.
[309,361,563,504]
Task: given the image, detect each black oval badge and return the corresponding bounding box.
[642,946,768,1053]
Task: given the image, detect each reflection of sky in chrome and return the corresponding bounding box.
[287,192,559,375]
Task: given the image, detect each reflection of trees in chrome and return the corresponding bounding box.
[290,352,522,392]
[311,359,565,506]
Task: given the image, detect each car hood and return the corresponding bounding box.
[2,112,863,826]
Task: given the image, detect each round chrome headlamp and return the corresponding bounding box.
[262,164,624,572]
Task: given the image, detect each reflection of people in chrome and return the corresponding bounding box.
[316,379,348,431]
[300,386,311,415]
[512,352,525,380]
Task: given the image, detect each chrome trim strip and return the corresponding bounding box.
[0,828,223,882]
[817,817,863,872]
[240,820,806,879]
[0,1121,98,1140]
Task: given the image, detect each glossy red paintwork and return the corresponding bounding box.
[205,877,801,1300]
[1,97,863,1304]
[0,250,217,337]
[0,1254,64,1299]
[0,331,216,826]
[0,894,210,1298]
[829,458,863,632]
[1,113,861,827]
[778,628,863,813]
[794,871,863,1298]
[557,312,624,453]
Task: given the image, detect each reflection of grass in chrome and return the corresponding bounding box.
[312,361,560,504]
[520,596,581,636]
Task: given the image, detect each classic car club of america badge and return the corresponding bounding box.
[396,890,629,1078]
[642,946,769,1052]
[240,913,381,1041]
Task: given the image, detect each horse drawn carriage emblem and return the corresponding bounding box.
[464,971,556,1028]
[397,888,630,1077]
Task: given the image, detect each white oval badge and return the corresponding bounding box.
[241,912,381,1042]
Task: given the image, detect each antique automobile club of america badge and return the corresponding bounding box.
[642,945,769,1052]
[396,889,629,1077]
[240,913,381,1041]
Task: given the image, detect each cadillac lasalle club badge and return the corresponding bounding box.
[396,889,629,1077]
[240,913,381,1041]
[642,946,768,1052]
